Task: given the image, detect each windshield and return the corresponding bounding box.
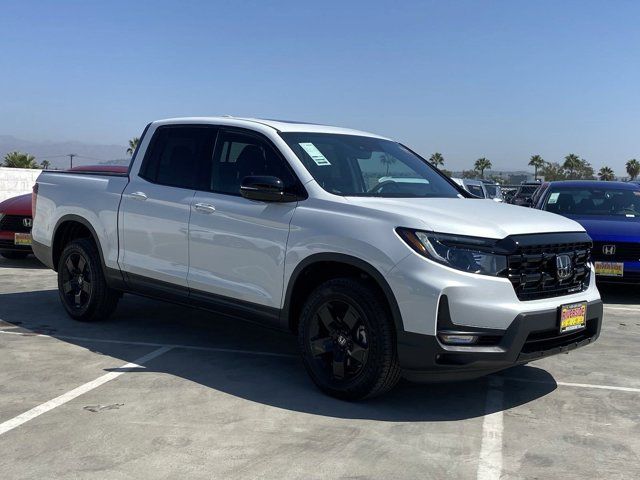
[484,184,501,198]
[280,133,460,198]
[517,185,539,197]
[544,186,640,217]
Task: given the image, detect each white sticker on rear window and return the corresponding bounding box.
[548,192,560,204]
[299,142,331,166]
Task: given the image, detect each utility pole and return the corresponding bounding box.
[67,153,77,169]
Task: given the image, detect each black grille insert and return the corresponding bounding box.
[592,241,640,262]
[507,241,591,301]
[0,215,32,233]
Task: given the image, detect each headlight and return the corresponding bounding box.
[396,228,508,276]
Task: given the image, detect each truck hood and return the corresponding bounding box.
[0,193,32,216]
[345,197,585,239]
[567,215,640,242]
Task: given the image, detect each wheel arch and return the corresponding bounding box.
[282,253,404,334]
[52,215,108,274]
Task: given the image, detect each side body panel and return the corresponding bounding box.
[188,192,296,307]
[119,178,195,287]
[32,172,129,269]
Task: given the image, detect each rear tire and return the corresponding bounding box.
[298,277,401,400]
[1,251,29,260]
[57,238,119,322]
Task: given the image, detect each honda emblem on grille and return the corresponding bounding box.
[22,218,32,228]
[556,254,572,280]
[602,245,616,255]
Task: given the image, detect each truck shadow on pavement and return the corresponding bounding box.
[597,284,639,305]
[0,289,558,422]
[0,256,47,269]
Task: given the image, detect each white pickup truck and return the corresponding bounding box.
[32,117,603,399]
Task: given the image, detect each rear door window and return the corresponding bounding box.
[139,126,217,189]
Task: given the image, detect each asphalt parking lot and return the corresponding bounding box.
[0,257,638,480]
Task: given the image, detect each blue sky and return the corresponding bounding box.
[1,0,639,172]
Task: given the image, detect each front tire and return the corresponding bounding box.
[298,278,401,400]
[57,238,119,321]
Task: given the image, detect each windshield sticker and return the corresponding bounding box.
[548,192,560,204]
[299,142,331,166]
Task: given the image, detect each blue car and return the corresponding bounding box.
[534,180,640,284]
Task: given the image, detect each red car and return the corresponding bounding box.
[0,193,33,259]
[0,165,128,260]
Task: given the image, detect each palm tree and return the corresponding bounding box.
[429,152,445,169]
[474,157,492,178]
[598,166,615,181]
[528,155,545,180]
[127,137,140,156]
[563,154,582,179]
[379,153,396,175]
[3,151,39,169]
[40,160,51,170]
[626,159,640,180]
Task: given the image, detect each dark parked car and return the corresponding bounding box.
[509,181,541,206]
[534,180,640,283]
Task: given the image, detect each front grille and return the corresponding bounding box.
[507,241,591,301]
[0,215,31,233]
[592,241,640,262]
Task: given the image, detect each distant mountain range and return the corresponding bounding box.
[0,135,129,169]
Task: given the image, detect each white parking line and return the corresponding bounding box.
[0,346,172,437]
[500,376,640,393]
[0,329,296,358]
[477,376,504,480]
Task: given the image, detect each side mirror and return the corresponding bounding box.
[240,176,297,202]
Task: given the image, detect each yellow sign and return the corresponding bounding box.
[560,303,587,333]
[595,261,624,277]
[14,233,32,246]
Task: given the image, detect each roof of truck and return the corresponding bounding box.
[153,116,390,140]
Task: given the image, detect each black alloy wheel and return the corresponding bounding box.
[298,277,401,400]
[61,252,92,310]
[308,299,369,381]
[57,238,119,321]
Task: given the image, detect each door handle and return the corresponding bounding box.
[129,191,148,201]
[194,202,216,214]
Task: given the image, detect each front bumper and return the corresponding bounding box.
[0,233,33,253]
[397,299,603,382]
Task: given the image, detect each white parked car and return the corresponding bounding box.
[451,177,488,198]
[482,181,505,202]
[31,117,603,399]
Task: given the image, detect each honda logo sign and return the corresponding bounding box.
[556,254,573,280]
[22,218,32,228]
[602,245,616,255]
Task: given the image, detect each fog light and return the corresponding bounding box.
[439,334,479,345]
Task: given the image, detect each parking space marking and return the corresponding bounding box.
[476,376,504,480]
[500,376,640,393]
[0,329,296,358]
[0,346,172,437]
